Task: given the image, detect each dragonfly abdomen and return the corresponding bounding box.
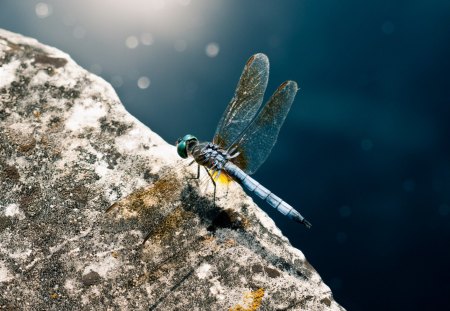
[224,162,311,228]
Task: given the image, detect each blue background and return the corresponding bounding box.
[1,1,449,309]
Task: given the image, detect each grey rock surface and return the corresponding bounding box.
[0,29,344,311]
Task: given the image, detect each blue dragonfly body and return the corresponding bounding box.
[176,54,311,228]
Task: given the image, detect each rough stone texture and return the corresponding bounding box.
[0,29,344,311]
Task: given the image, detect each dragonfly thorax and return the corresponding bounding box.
[190,142,236,171]
[176,134,239,171]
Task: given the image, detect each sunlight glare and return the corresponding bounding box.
[62,0,224,39]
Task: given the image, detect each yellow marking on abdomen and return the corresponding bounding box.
[210,170,233,184]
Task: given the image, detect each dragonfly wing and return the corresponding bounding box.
[231,81,298,175]
[213,53,269,149]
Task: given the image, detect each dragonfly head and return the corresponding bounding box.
[176,134,198,158]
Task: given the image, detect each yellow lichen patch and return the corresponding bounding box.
[50,293,59,299]
[107,171,182,218]
[111,251,119,258]
[146,206,193,243]
[230,288,265,311]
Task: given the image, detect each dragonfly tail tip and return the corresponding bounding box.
[303,219,312,229]
[291,213,312,228]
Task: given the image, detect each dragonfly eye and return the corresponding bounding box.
[176,134,198,159]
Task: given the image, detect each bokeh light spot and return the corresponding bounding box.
[35,3,52,19]
[361,138,373,151]
[137,76,151,89]
[205,42,220,58]
[125,36,139,49]
[140,33,154,46]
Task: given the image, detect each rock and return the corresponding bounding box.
[81,270,102,287]
[0,29,344,310]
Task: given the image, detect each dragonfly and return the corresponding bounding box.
[176,53,311,228]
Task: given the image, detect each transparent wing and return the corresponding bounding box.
[213,53,269,149]
[230,81,298,175]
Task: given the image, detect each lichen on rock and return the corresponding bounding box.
[0,29,344,310]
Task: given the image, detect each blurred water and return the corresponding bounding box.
[1,1,450,309]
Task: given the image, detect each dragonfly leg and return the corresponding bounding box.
[204,167,217,204]
[188,164,200,180]
[227,145,238,155]
[215,169,222,180]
